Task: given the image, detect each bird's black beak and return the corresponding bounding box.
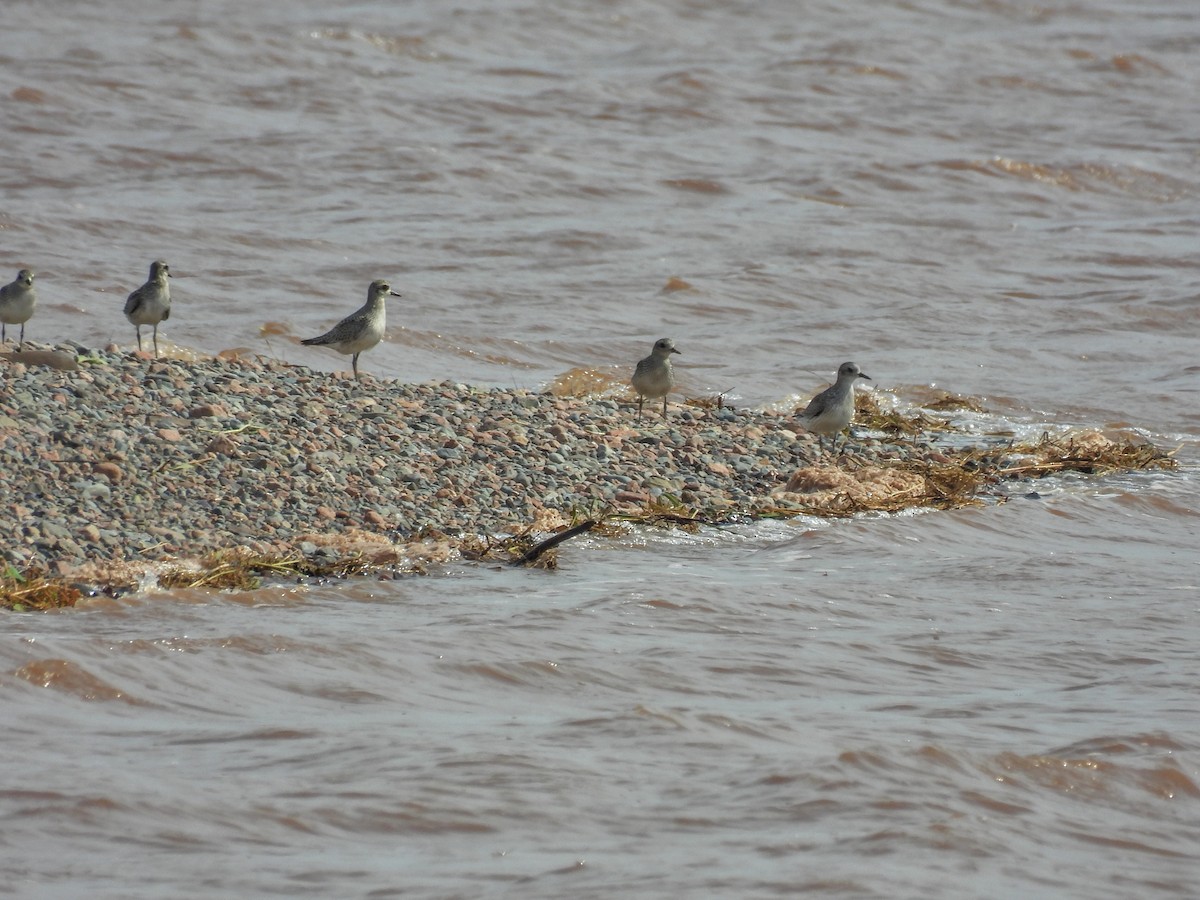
[389,291,402,297]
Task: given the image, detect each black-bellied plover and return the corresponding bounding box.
[796,361,871,455]
[0,269,37,349]
[124,260,171,356]
[301,279,400,382]
[632,337,680,420]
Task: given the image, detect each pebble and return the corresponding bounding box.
[81,482,112,501]
[94,462,124,482]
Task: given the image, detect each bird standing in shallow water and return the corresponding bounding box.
[301,279,400,383]
[0,269,37,349]
[632,337,680,420]
[124,260,171,357]
[796,361,871,455]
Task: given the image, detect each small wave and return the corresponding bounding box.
[11,658,144,704]
[936,157,1195,202]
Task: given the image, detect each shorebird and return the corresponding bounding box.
[0,269,37,348]
[796,361,871,455]
[632,337,680,420]
[124,260,171,356]
[301,279,400,382]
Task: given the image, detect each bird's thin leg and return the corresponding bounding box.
[352,352,361,382]
[19,323,25,349]
[136,326,143,353]
[153,325,160,358]
[637,395,644,421]
[661,396,668,419]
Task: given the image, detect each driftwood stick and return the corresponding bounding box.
[513,519,599,566]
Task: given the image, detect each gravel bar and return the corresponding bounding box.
[1,345,985,579]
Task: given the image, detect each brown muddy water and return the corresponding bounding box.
[2,1,1199,897]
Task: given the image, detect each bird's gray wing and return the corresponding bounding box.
[800,387,831,419]
[304,311,363,345]
[124,287,145,317]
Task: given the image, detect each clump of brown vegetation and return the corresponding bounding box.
[147,532,448,590]
[155,550,312,591]
[997,430,1176,478]
[921,390,989,413]
[767,427,1176,519]
[0,566,82,612]
[685,391,735,411]
[2,531,451,609]
[770,463,952,516]
[854,390,954,435]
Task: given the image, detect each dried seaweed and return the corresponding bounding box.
[0,566,82,611]
[922,391,989,413]
[854,392,953,435]
[152,545,402,591]
[685,391,735,411]
[995,432,1177,479]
